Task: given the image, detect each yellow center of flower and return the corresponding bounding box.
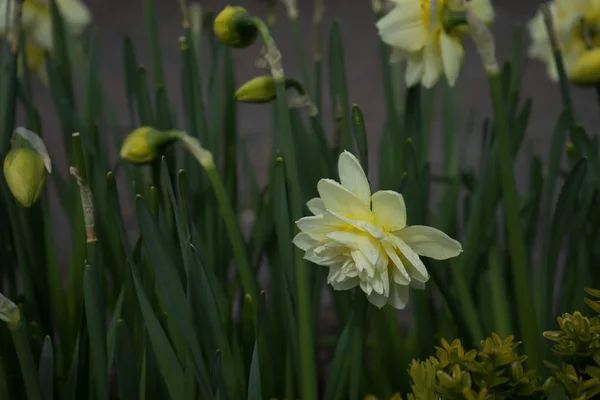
[422,0,446,34]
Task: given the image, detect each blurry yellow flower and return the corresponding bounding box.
[0,0,91,82]
[213,5,258,48]
[376,0,494,88]
[120,127,181,165]
[293,151,462,309]
[235,76,276,103]
[527,0,600,82]
[568,47,600,84]
[3,147,47,208]
[0,293,20,327]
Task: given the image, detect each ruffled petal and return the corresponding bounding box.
[337,151,371,206]
[371,190,407,231]
[388,283,410,309]
[395,225,463,260]
[317,178,373,221]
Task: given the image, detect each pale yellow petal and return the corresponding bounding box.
[327,231,382,266]
[292,232,317,251]
[387,283,409,309]
[56,0,92,34]
[28,13,53,49]
[383,241,410,285]
[376,1,427,53]
[295,215,332,241]
[366,290,388,308]
[405,53,424,87]
[395,225,463,260]
[306,197,325,215]
[421,34,442,88]
[440,32,464,87]
[337,150,371,206]
[317,178,373,221]
[371,190,407,231]
[389,236,429,282]
[469,0,495,24]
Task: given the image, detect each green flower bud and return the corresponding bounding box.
[3,147,47,208]
[0,293,20,328]
[235,76,276,103]
[213,6,258,48]
[119,127,181,165]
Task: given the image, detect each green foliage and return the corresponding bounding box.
[2,1,600,400]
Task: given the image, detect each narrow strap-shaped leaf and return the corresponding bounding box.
[84,264,109,400]
[37,336,54,400]
[115,320,140,400]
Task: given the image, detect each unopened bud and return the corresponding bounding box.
[213,6,258,48]
[235,76,277,103]
[0,293,20,328]
[119,126,181,165]
[3,128,51,208]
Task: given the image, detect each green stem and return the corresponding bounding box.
[205,166,259,301]
[488,73,539,369]
[254,18,318,400]
[10,321,42,400]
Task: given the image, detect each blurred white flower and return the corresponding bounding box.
[527,0,600,83]
[0,0,91,82]
[376,0,494,88]
[293,151,462,310]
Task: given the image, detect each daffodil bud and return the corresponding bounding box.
[235,76,276,103]
[0,293,21,328]
[119,127,181,165]
[568,48,600,85]
[3,128,51,208]
[213,6,258,48]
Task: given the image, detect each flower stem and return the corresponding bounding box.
[205,165,259,302]
[255,18,318,400]
[488,72,540,370]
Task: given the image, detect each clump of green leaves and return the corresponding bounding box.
[542,288,600,399]
[405,334,551,399]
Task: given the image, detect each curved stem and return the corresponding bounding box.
[254,18,319,400]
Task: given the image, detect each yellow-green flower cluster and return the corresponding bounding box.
[542,288,600,398]
[404,335,550,399]
[0,0,92,83]
[528,0,600,85]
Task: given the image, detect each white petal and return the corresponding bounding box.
[317,178,373,221]
[383,241,411,285]
[395,225,463,260]
[292,232,317,251]
[306,198,325,215]
[338,151,371,206]
[28,13,53,49]
[330,276,360,291]
[388,284,409,309]
[389,236,429,282]
[366,291,388,309]
[440,32,464,87]
[327,231,382,266]
[56,0,92,34]
[405,54,424,87]
[376,3,427,53]
[371,190,407,231]
[421,34,443,88]
[469,0,495,24]
[295,215,329,240]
